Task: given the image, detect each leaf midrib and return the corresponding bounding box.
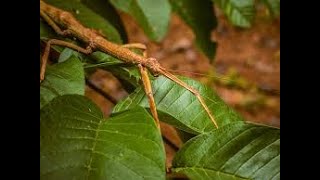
[85,118,104,179]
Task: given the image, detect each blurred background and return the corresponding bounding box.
[85,2,280,167]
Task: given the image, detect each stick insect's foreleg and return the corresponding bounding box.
[123,43,169,171]
[138,64,160,129]
[40,10,71,36]
[40,39,94,82]
[122,43,160,129]
[40,10,95,82]
[158,69,219,129]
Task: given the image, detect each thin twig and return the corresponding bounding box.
[85,78,118,104]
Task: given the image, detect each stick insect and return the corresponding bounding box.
[40,0,219,129]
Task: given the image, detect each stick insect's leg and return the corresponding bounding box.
[40,10,71,36]
[138,64,161,129]
[158,68,219,129]
[121,43,161,129]
[40,39,94,82]
[121,43,147,49]
[121,43,147,57]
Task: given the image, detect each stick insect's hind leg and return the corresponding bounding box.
[40,39,94,82]
[159,69,219,129]
[121,43,161,129]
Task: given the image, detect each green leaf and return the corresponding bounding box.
[170,0,217,60]
[110,0,171,41]
[40,56,85,109]
[40,95,165,179]
[44,0,122,43]
[81,51,141,92]
[261,0,280,17]
[113,76,244,134]
[213,0,255,28]
[81,0,128,43]
[58,48,83,63]
[172,122,280,180]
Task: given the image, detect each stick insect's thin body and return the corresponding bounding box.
[40,0,219,128]
[41,1,158,71]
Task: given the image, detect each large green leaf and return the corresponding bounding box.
[261,0,280,17]
[40,95,165,179]
[110,0,171,42]
[40,56,84,109]
[43,0,122,43]
[170,0,217,61]
[113,76,244,134]
[172,122,280,180]
[213,0,255,28]
[81,0,128,43]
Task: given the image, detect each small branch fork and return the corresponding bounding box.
[40,0,218,129]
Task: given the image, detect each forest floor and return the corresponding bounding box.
[85,7,280,168]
